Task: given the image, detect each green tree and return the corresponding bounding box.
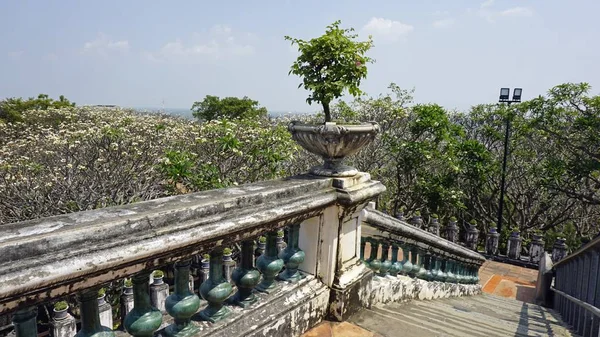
[285,20,374,122]
[525,83,600,205]
[0,94,75,123]
[191,95,268,121]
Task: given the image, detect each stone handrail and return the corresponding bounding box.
[0,173,387,337]
[361,208,486,265]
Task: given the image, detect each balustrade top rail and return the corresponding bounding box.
[0,174,383,314]
[361,208,486,265]
[553,235,600,268]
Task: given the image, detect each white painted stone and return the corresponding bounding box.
[51,313,76,337]
[98,297,113,329]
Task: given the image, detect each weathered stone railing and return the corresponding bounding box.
[391,212,569,269]
[551,234,600,337]
[0,173,384,337]
[359,205,485,306]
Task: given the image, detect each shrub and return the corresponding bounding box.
[54,301,68,311]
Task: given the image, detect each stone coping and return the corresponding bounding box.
[361,209,486,264]
[0,174,384,314]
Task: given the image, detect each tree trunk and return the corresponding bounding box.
[322,102,331,122]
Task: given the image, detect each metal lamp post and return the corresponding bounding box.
[497,87,522,235]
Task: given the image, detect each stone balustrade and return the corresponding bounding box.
[360,205,485,305]
[393,212,570,269]
[0,173,385,337]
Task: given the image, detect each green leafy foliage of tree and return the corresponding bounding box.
[285,20,374,122]
[191,95,268,121]
[0,94,75,123]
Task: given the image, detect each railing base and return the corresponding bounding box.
[156,276,329,337]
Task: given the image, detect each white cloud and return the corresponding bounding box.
[500,7,533,17]
[432,18,455,29]
[473,0,533,23]
[144,24,255,62]
[83,33,129,54]
[362,17,414,42]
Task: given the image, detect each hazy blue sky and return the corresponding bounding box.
[1,0,599,112]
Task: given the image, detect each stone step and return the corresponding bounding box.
[348,294,574,337]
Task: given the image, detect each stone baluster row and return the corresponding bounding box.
[361,238,480,284]
[11,223,305,337]
[399,210,571,265]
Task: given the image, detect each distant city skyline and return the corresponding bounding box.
[2,0,599,112]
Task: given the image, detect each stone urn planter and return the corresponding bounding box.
[288,121,380,177]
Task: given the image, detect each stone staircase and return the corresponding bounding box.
[347,294,573,337]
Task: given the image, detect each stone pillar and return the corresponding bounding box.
[97,293,113,330]
[552,237,568,262]
[298,173,384,321]
[410,212,423,229]
[465,222,479,251]
[222,248,235,283]
[534,252,554,306]
[529,233,545,264]
[507,230,522,260]
[12,307,37,337]
[444,218,459,243]
[200,255,210,283]
[276,230,287,254]
[428,216,440,236]
[51,303,77,337]
[485,227,500,255]
[120,283,134,330]
[149,271,169,313]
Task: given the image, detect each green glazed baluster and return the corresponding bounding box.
[256,230,284,293]
[124,272,163,337]
[165,259,200,337]
[446,260,456,283]
[75,289,114,337]
[278,223,306,282]
[360,237,368,265]
[437,258,447,282]
[390,244,402,276]
[378,243,392,276]
[408,245,419,278]
[231,240,261,308]
[368,239,382,274]
[416,248,428,280]
[400,243,412,276]
[199,248,233,322]
[12,307,38,337]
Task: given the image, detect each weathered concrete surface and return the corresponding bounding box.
[301,321,382,337]
[480,260,538,303]
[349,294,574,337]
[365,275,481,307]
